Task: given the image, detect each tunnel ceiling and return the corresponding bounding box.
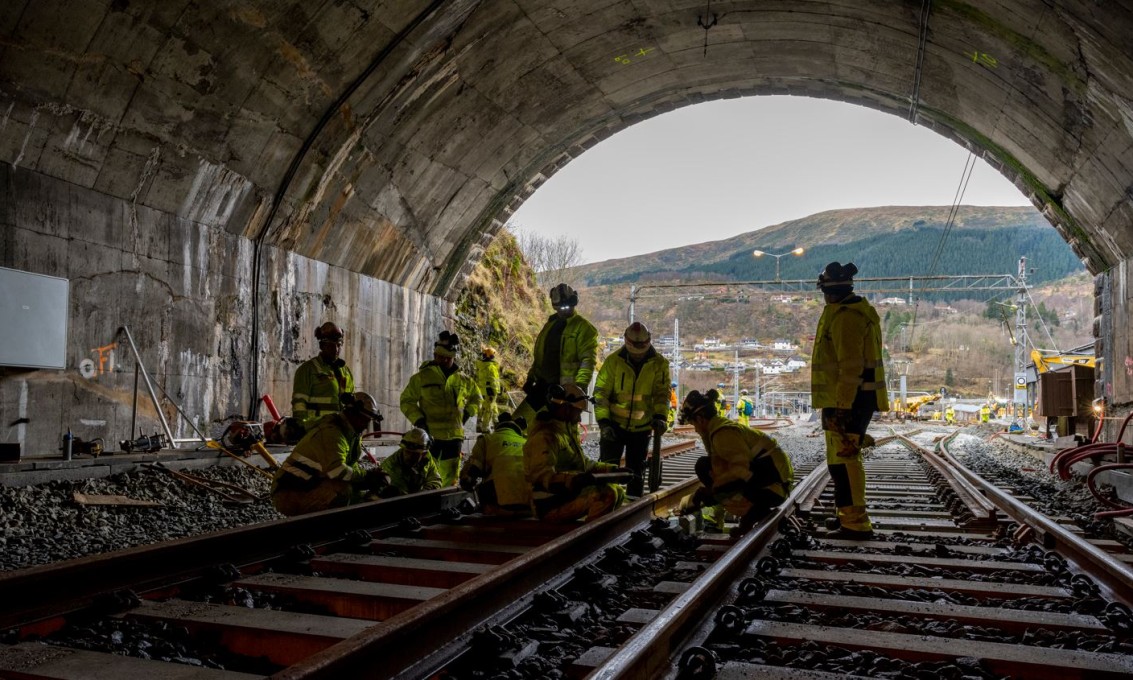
[2,0,1132,298]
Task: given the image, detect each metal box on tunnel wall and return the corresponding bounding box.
[0,266,69,369]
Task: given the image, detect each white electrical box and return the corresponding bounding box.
[0,266,69,369]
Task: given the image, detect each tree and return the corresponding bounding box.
[944,367,955,387]
[509,222,584,289]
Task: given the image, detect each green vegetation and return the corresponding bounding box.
[455,230,549,393]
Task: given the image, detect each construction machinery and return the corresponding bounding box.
[891,393,939,421]
[1031,349,1096,373]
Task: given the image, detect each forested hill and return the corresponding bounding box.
[575,206,1084,286]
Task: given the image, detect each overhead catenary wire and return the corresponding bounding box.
[908,0,933,124]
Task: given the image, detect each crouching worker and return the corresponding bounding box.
[460,412,530,516]
[525,384,629,522]
[380,428,443,497]
[680,390,794,537]
[271,392,389,516]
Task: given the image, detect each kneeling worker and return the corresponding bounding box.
[460,412,530,515]
[380,428,443,496]
[271,392,389,516]
[525,384,628,522]
[680,389,794,537]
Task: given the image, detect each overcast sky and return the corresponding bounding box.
[510,96,1031,265]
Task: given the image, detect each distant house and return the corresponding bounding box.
[879,297,907,306]
[771,339,795,351]
[762,365,783,375]
[786,357,807,370]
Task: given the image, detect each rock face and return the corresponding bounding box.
[3,2,1133,452]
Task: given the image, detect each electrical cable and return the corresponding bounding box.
[907,0,932,123]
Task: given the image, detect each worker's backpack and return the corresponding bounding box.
[743,400,754,416]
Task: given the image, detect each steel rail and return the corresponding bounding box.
[938,432,1133,604]
[273,477,701,680]
[895,434,999,528]
[0,487,466,630]
[589,464,830,679]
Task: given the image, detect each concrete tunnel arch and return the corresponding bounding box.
[2,1,1132,452]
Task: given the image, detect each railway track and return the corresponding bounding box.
[4,429,1132,679]
[593,431,1133,679]
[0,440,699,680]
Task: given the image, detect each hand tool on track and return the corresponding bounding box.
[649,429,663,492]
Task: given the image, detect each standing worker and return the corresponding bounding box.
[475,346,502,434]
[525,384,628,522]
[515,283,598,427]
[980,403,991,423]
[811,262,889,540]
[736,389,753,427]
[400,331,482,487]
[460,412,530,516]
[679,390,794,538]
[271,393,389,516]
[945,404,956,425]
[380,428,443,496]
[292,322,355,433]
[668,381,679,431]
[594,322,671,497]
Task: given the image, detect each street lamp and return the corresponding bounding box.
[752,247,805,282]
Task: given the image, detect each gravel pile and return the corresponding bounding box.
[0,465,282,572]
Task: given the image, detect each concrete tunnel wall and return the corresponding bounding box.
[4,0,1133,452]
[0,164,447,456]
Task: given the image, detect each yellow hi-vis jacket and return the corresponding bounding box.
[464,425,530,507]
[593,347,671,432]
[811,297,890,412]
[291,356,355,430]
[529,313,599,387]
[399,362,482,440]
[381,448,442,495]
[272,413,364,492]
[702,415,794,517]
[475,357,501,398]
[524,416,615,494]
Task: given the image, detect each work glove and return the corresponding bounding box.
[823,408,853,434]
[360,468,390,491]
[459,476,478,492]
[462,410,474,425]
[414,417,428,431]
[598,420,617,443]
[651,417,667,436]
[486,388,496,398]
[569,471,597,494]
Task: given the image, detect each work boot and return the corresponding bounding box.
[823,526,875,541]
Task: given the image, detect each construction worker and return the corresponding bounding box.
[291,322,355,432]
[736,389,754,427]
[475,346,501,434]
[679,389,794,538]
[525,384,628,522]
[594,322,671,497]
[399,331,482,487]
[980,403,991,423]
[945,404,956,425]
[460,412,530,516]
[668,381,678,431]
[515,283,598,428]
[717,393,728,417]
[811,262,889,540]
[271,392,388,516]
[380,428,443,496]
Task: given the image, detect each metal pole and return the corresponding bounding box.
[629,285,636,324]
[130,362,139,438]
[120,325,178,448]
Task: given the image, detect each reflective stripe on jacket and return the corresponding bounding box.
[465,426,530,507]
[524,417,614,495]
[593,347,671,432]
[271,413,363,493]
[475,358,501,396]
[381,448,443,495]
[810,298,890,411]
[530,313,599,387]
[703,415,793,515]
[292,356,355,430]
[399,362,482,440]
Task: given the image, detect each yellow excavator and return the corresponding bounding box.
[892,393,939,420]
[1030,349,1095,373]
